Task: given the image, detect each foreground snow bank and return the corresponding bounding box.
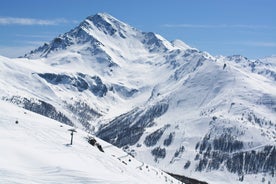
[0,101,180,184]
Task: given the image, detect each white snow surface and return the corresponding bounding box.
[0,100,180,184]
[0,13,275,184]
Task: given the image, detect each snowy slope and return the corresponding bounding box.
[1,13,275,184]
[97,52,276,183]
[0,100,180,184]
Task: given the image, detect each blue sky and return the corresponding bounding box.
[0,0,275,59]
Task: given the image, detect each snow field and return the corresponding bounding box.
[0,101,181,184]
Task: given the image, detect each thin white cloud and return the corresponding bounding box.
[0,17,69,26]
[0,41,46,58]
[15,34,58,39]
[0,45,37,58]
[231,41,276,47]
[162,24,271,29]
[24,41,47,45]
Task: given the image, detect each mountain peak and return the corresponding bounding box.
[83,13,131,37]
[171,39,191,50]
[23,13,192,59]
[3,13,276,184]
[89,12,118,22]
[86,12,118,26]
[226,54,249,63]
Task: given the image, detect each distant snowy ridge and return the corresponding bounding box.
[1,13,275,184]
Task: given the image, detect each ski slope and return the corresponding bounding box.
[0,100,181,184]
[0,13,275,184]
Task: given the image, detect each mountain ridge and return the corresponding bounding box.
[1,13,275,183]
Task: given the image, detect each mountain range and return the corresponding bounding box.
[1,13,275,183]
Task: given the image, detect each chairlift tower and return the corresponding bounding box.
[68,128,77,145]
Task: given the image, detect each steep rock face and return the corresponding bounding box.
[196,131,275,180]
[142,32,169,52]
[1,13,275,184]
[2,96,73,126]
[95,49,275,183]
[38,73,108,97]
[23,13,178,64]
[226,146,275,176]
[65,101,102,131]
[110,84,138,98]
[24,27,101,59]
[151,147,166,162]
[88,14,117,36]
[224,55,276,81]
[144,125,170,147]
[97,101,169,147]
[24,15,107,59]
[163,132,175,146]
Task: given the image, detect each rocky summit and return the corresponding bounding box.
[1,13,275,184]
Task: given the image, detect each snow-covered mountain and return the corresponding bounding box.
[0,100,180,184]
[1,13,275,183]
